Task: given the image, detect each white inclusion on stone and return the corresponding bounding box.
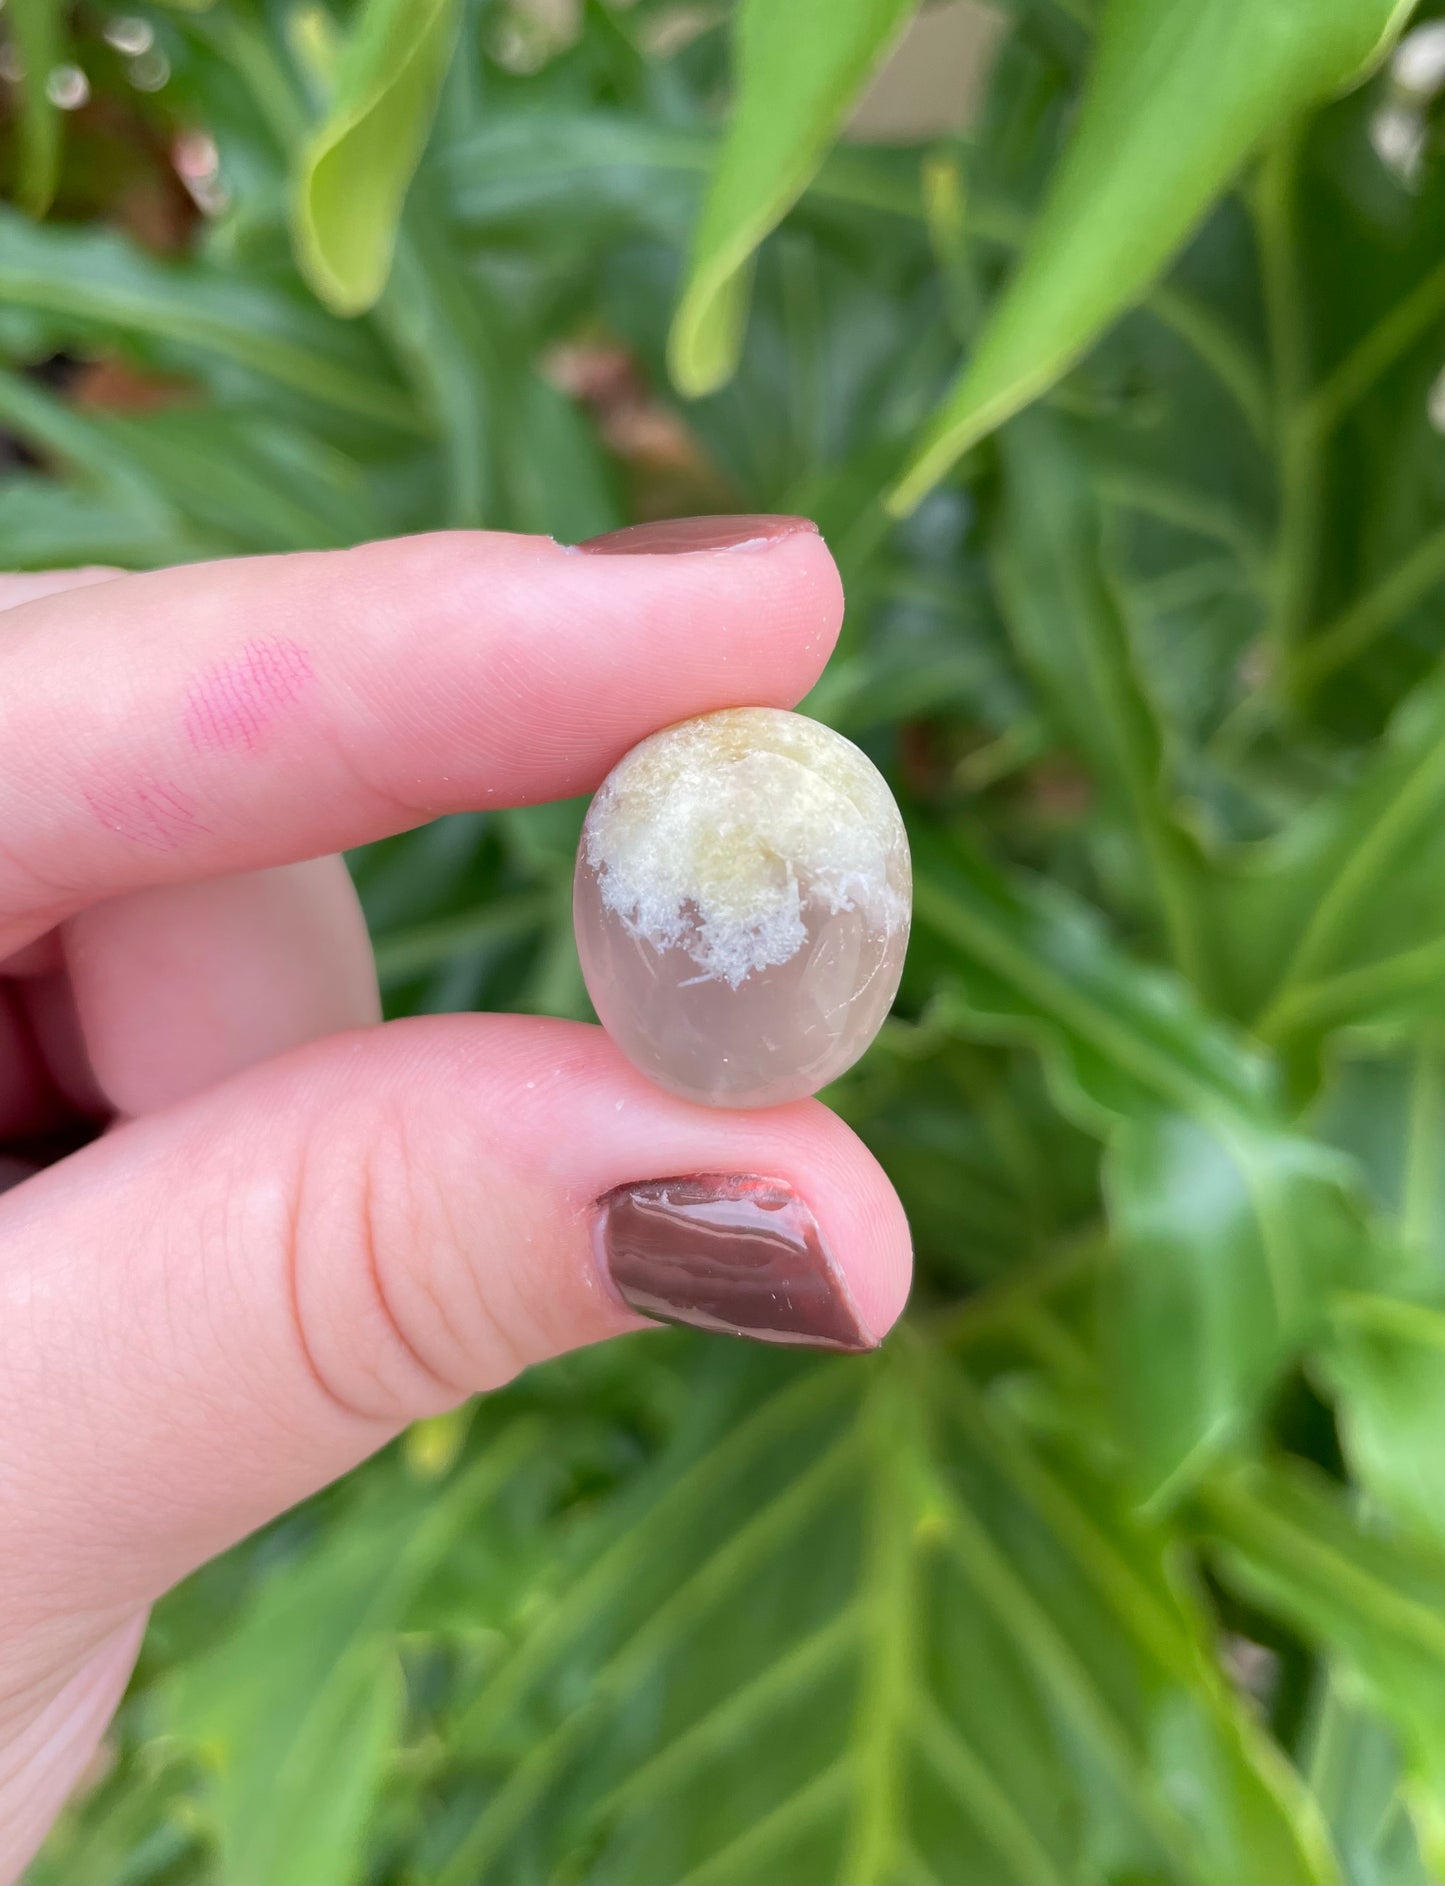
[584,707,908,989]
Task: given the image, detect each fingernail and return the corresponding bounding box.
[577,515,820,556]
[593,1173,876,1352]
[0,1156,37,1194]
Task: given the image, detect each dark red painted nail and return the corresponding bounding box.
[594,1173,875,1352]
[577,515,820,556]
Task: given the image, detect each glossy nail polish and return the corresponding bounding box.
[578,515,819,555]
[594,1173,875,1352]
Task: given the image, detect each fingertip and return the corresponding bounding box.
[745,524,847,702]
[470,1020,911,1351]
[0,1011,910,1631]
[0,531,850,934]
[745,1092,913,1346]
[315,525,847,808]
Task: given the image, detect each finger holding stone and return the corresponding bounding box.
[0,522,840,952]
[0,1013,912,1630]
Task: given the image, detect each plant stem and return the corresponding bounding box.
[1291,527,1445,693]
[1304,258,1445,441]
[1149,282,1273,447]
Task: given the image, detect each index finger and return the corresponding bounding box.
[0,517,840,948]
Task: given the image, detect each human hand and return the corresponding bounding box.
[0,519,912,1878]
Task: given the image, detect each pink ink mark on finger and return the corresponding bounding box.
[184,637,315,754]
[82,771,209,851]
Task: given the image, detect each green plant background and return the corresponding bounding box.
[6,0,1445,1879]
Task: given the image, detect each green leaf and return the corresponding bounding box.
[889,0,1415,511]
[0,478,199,570]
[378,198,618,535]
[426,1340,1330,1885]
[100,408,382,552]
[441,110,940,247]
[911,835,1267,1139]
[1107,1115,1369,1500]
[1303,1670,1433,1886]
[912,837,1372,1495]
[372,890,554,987]
[293,0,462,315]
[0,366,184,529]
[993,414,1208,982]
[0,367,380,554]
[1318,1294,1445,1553]
[668,0,922,398]
[1211,667,1445,1048]
[1308,1047,1445,1289]
[375,215,494,527]
[9,0,64,217]
[1202,1457,1445,1874]
[0,210,423,432]
[162,1427,540,1885]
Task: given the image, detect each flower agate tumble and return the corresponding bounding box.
[574,708,911,1107]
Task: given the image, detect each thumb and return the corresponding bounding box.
[0,1014,910,1624]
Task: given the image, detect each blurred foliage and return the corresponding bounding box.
[6,0,1445,1879]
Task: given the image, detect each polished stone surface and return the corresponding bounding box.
[574,707,911,1107]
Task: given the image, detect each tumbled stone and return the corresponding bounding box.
[574,707,911,1107]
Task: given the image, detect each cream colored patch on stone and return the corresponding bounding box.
[584,708,908,988]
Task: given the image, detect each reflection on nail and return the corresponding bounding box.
[594,1172,876,1352]
[577,515,820,556]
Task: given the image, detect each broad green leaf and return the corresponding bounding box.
[935,1368,1335,1885]
[889,0,1416,511]
[668,0,922,397]
[9,0,63,217]
[0,478,200,570]
[442,111,937,245]
[830,1034,1099,1285]
[163,1428,539,1885]
[0,210,423,431]
[425,1340,1330,1885]
[1209,666,1445,1047]
[912,837,1372,1495]
[1318,1294,1445,1552]
[293,0,462,315]
[1309,1046,1445,1290]
[1106,1115,1368,1499]
[1202,1457,1445,1873]
[443,112,714,242]
[993,414,1208,982]
[1303,1670,1433,1886]
[910,835,1268,1137]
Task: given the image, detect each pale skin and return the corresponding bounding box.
[0,530,912,1878]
